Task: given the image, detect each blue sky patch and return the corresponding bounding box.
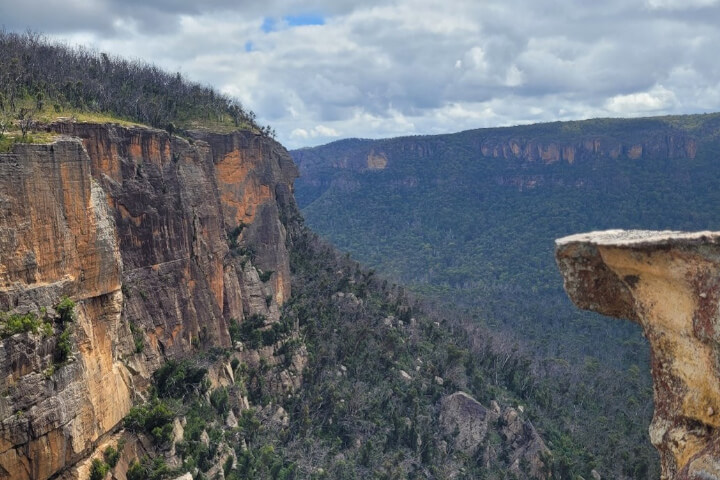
[261,18,276,33]
[262,14,325,33]
[284,14,325,27]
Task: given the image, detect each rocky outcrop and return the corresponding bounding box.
[556,230,720,480]
[0,122,298,479]
[293,126,697,178]
[473,131,696,164]
[439,391,550,479]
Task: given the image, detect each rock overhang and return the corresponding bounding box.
[556,229,720,479]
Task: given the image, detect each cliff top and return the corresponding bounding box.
[0,30,275,147]
[556,229,720,248]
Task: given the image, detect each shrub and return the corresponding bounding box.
[89,458,109,480]
[210,387,229,414]
[153,360,208,398]
[55,325,73,363]
[0,309,54,343]
[259,270,274,283]
[232,314,267,348]
[103,445,120,468]
[229,319,241,344]
[124,399,175,447]
[126,460,146,480]
[56,296,76,324]
[129,322,144,353]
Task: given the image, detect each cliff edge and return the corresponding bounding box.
[556,230,720,480]
[0,122,298,479]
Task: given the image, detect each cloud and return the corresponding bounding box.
[606,85,678,113]
[290,125,339,140]
[646,0,719,10]
[3,0,720,148]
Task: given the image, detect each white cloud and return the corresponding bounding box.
[290,125,339,140]
[4,0,720,148]
[504,65,524,87]
[646,0,719,10]
[605,85,678,113]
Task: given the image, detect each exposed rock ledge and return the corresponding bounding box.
[555,229,720,480]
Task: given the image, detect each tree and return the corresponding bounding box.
[0,110,8,138]
[17,108,33,137]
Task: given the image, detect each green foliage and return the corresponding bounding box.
[126,460,146,480]
[153,360,208,399]
[287,116,720,478]
[129,322,145,353]
[210,387,229,415]
[232,314,266,348]
[259,270,274,282]
[228,318,241,344]
[126,457,170,480]
[0,132,54,152]
[229,313,293,349]
[124,399,176,447]
[0,31,273,135]
[89,458,109,480]
[0,311,49,338]
[56,296,75,324]
[260,227,549,477]
[0,302,76,365]
[103,445,120,468]
[55,325,73,363]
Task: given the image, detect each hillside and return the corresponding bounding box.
[4,30,710,480]
[0,33,567,480]
[291,113,720,478]
[0,121,562,480]
[0,30,273,146]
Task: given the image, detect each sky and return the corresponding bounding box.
[2,0,720,149]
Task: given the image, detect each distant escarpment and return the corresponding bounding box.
[0,122,298,479]
[290,113,720,479]
[292,115,717,205]
[556,230,720,480]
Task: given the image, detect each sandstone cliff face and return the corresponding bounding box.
[0,122,298,479]
[556,230,720,480]
[471,131,696,165]
[292,126,700,206]
[293,128,697,177]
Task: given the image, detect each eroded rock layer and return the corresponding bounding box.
[556,229,720,480]
[0,123,298,479]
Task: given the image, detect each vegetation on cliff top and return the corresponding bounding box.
[0,30,274,147]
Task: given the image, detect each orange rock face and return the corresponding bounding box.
[556,230,720,480]
[0,140,130,479]
[0,123,299,479]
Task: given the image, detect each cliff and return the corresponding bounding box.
[294,128,697,175]
[556,230,720,480]
[292,115,711,206]
[0,122,298,479]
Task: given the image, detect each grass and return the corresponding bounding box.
[0,131,61,153]
[0,97,144,153]
[182,117,257,134]
[0,95,257,150]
